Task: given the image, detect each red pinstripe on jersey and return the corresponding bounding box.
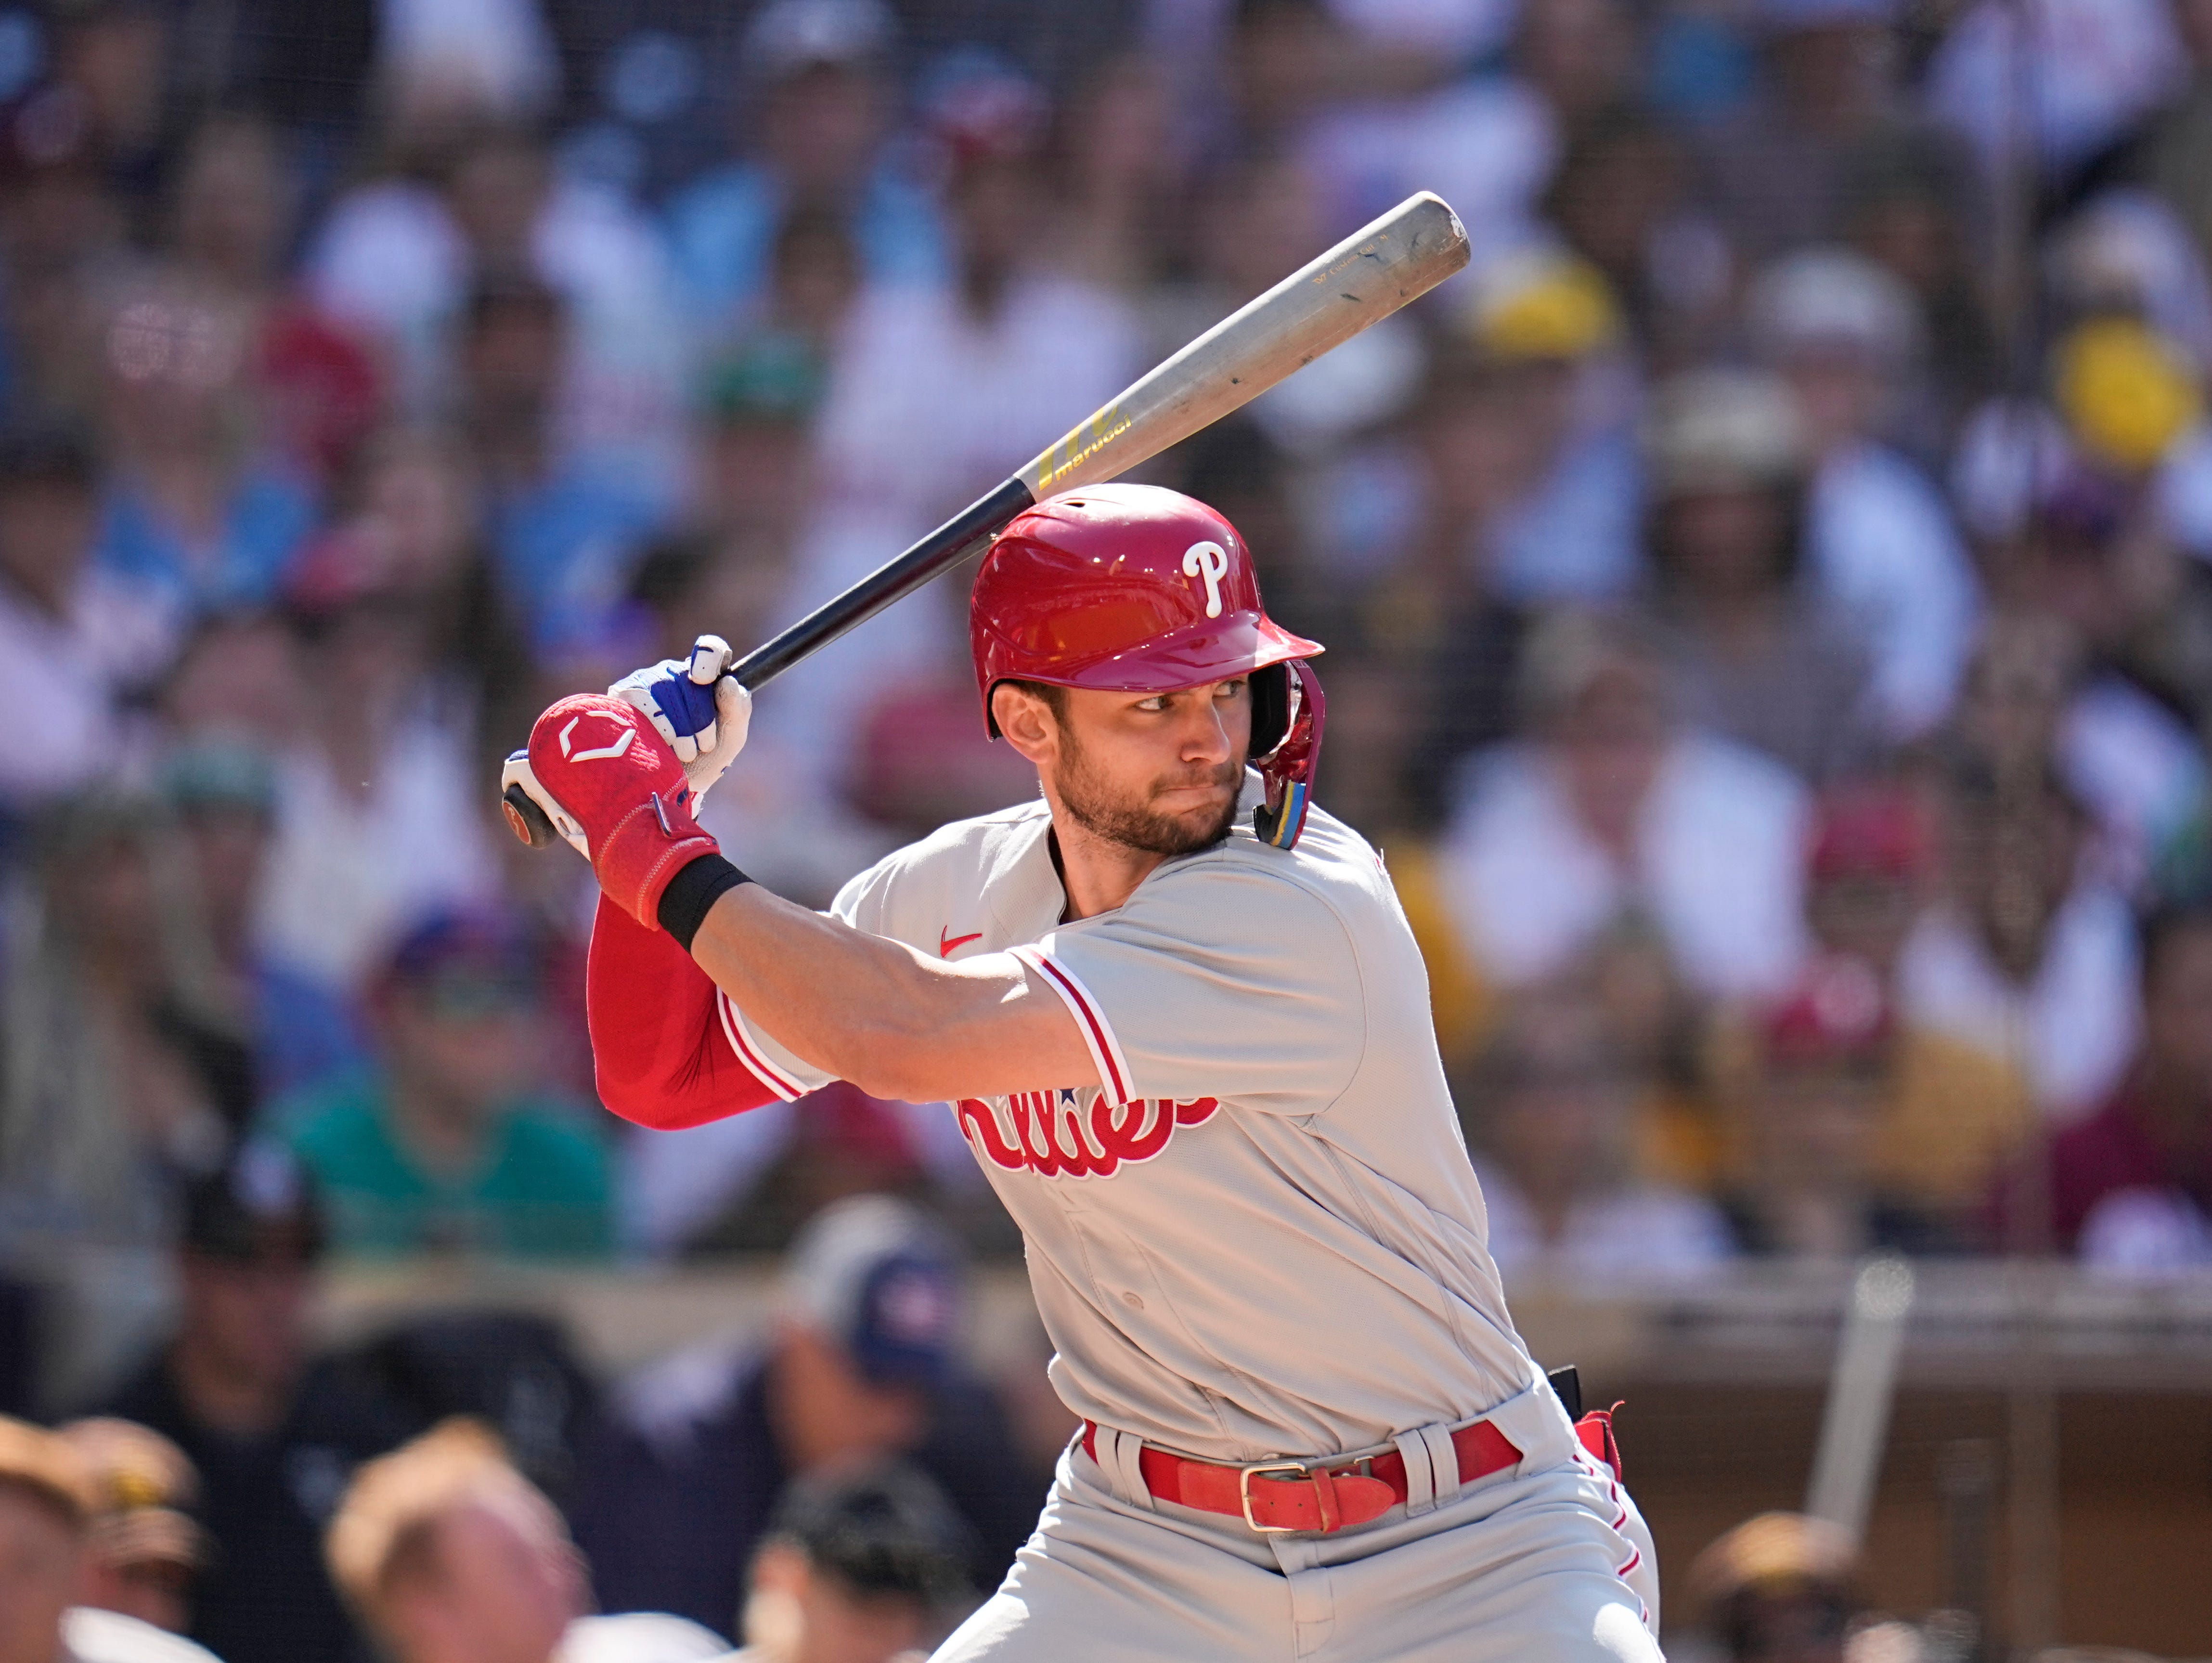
[715,991,807,1100]
[1011,946,1132,1104]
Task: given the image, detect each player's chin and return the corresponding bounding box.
[1155,789,1240,852]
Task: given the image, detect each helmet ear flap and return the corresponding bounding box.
[1253,660,1325,850]
[1249,662,1292,760]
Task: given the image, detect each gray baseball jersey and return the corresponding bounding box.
[715,782,1543,1464]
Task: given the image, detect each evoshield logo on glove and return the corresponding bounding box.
[559,712,636,763]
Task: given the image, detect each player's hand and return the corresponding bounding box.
[608,635,753,804]
[501,695,722,928]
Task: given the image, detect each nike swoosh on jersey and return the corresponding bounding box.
[939,928,983,957]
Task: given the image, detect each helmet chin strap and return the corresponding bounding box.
[1252,660,1326,850]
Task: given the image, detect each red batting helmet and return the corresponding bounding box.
[970,482,1327,849]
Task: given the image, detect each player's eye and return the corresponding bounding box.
[1215,679,1248,702]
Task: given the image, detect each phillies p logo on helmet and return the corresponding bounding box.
[1181,541,1230,618]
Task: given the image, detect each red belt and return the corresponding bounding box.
[1080,1418,1522,1534]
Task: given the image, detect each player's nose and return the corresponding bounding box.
[1174,689,1235,766]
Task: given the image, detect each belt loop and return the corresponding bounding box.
[1392,1428,1439,1516]
[1100,1425,1155,1511]
[1418,1423,1461,1505]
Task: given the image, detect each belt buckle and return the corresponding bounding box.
[1239,1460,1311,1533]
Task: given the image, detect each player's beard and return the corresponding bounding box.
[1053,727,1245,857]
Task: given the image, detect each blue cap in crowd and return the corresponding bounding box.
[780,1196,961,1386]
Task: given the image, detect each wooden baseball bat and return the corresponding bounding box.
[506,190,1468,846]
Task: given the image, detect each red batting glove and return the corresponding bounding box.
[519,695,722,928]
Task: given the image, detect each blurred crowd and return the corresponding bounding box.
[1,0,2212,1648]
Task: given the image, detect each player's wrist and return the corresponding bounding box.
[657,853,752,950]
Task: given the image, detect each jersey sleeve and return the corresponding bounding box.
[586,894,834,1130]
[1023,865,1366,1112]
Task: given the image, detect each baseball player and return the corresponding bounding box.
[504,483,1664,1661]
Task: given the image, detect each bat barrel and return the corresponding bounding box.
[729,476,1037,691]
[1015,191,1467,501]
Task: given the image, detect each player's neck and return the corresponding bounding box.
[1044,813,1170,922]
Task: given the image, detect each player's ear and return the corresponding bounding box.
[994,684,1060,767]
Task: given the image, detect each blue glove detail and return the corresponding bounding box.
[650,665,719,749]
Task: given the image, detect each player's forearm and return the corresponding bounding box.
[684,881,1074,1102]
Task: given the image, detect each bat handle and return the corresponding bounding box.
[728,477,1035,692]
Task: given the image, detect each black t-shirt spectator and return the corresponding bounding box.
[99,1355,411,1663]
[573,1342,1042,1640]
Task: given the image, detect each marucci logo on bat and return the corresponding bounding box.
[1035,403,1133,490]
[956,1090,1218,1179]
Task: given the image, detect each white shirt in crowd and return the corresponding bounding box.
[1896,886,2142,1124]
[1471,1166,1736,1291]
[61,1608,221,1663]
[1437,735,1812,1000]
[1805,440,1980,741]
[1927,0,2185,179]
[253,703,503,991]
[555,1612,732,1663]
[0,571,175,805]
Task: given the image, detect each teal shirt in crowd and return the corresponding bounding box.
[278,1076,614,1260]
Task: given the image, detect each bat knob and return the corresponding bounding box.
[503,783,559,849]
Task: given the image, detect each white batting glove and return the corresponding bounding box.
[608,634,754,803]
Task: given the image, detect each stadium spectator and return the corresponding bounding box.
[1735,784,2034,1214]
[693,333,828,549]
[162,113,385,486]
[726,1465,978,1663]
[160,741,370,1108]
[98,1148,409,1663]
[325,1420,726,1663]
[247,511,506,994]
[0,427,174,810]
[0,792,251,1253]
[277,907,612,1260]
[454,272,667,656]
[1685,1510,1863,1663]
[157,611,304,756]
[1957,340,2212,832]
[1460,995,1734,1286]
[1926,0,2184,190]
[1639,366,1884,782]
[1899,747,2142,1122]
[664,0,944,331]
[1696,0,1908,263]
[1992,902,2212,1265]
[1425,607,1812,1005]
[1837,129,1998,441]
[91,277,319,620]
[307,120,686,497]
[1546,103,1734,372]
[574,1198,1038,1641]
[1717,958,1960,1257]
[0,1416,220,1663]
[1458,249,1642,606]
[2145,0,2212,282]
[34,0,176,236]
[1379,344,1552,825]
[1746,247,1979,739]
[52,1418,212,1636]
